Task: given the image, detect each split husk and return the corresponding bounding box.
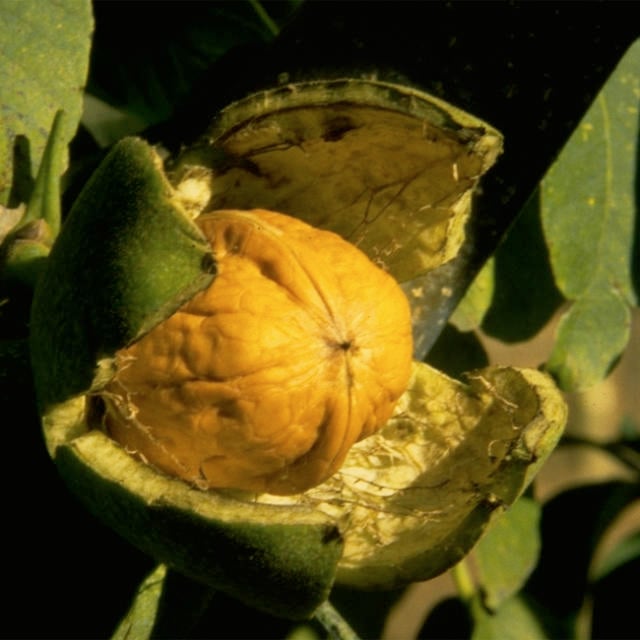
[30,81,567,619]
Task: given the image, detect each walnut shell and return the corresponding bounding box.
[103,209,413,494]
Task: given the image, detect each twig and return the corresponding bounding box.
[314,600,361,640]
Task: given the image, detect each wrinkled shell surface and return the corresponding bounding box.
[103,209,413,494]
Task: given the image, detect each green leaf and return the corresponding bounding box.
[542,39,640,391]
[593,531,640,582]
[0,111,68,290]
[450,257,495,333]
[0,204,24,247]
[451,190,563,341]
[591,552,640,638]
[546,288,631,390]
[23,110,67,238]
[525,481,640,620]
[286,625,322,640]
[474,497,541,611]
[112,564,166,640]
[0,0,93,205]
[113,565,216,639]
[471,595,546,640]
[425,323,489,380]
[481,191,563,342]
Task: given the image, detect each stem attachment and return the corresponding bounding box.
[314,600,361,640]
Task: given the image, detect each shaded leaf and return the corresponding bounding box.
[112,564,166,640]
[481,191,563,342]
[186,589,297,639]
[87,1,298,129]
[425,323,489,380]
[114,565,217,639]
[591,552,640,639]
[329,586,404,640]
[0,339,34,408]
[418,596,472,640]
[592,530,640,582]
[475,497,541,611]
[1,338,158,639]
[451,190,563,340]
[610,417,640,472]
[542,39,640,390]
[0,0,93,205]
[525,481,640,619]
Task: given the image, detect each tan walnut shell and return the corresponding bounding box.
[102,208,414,495]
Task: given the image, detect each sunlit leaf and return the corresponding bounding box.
[471,595,546,640]
[542,39,640,390]
[1,111,68,290]
[546,288,631,390]
[286,625,322,640]
[450,256,495,332]
[22,110,66,238]
[0,205,24,247]
[0,0,93,205]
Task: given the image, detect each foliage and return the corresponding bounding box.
[0,1,92,206]
[1,2,639,639]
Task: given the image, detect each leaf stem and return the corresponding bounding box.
[314,600,361,640]
[452,558,476,604]
[248,0,280,37]
[575,597,594,640]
